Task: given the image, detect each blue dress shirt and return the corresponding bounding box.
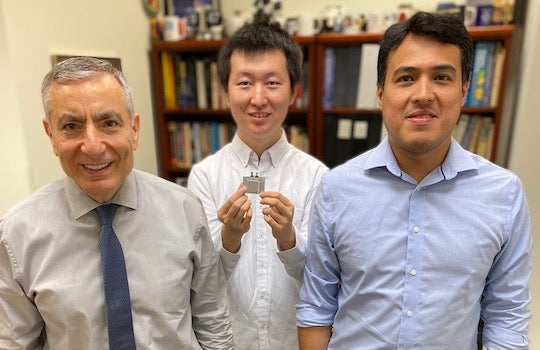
[296,138,532,349]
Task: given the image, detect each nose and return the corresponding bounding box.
[250,84,268,107]
[413,78,435,104]
[80,124,106,155]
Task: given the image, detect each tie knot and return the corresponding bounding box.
[96,203,119,226]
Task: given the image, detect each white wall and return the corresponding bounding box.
[0,0,158,214]
[0,2,33,211]
[508,0,540,344]
[1,0,539,346]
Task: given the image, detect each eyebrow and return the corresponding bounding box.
[94,110,123,120]
[57,113,82,126]
[392,64,457,76]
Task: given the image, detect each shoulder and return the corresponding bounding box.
[468,154,523,189]
[285,145,329,172]
[190,144,236,174]
[2,179,66,222]
[1,179,68,239]
[132,169,201,203]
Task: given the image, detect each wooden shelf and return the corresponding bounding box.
[149,25,515,179]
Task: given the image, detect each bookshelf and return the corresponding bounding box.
[312,25,515,167]
[150,36,316,182]
[150,25,515,179]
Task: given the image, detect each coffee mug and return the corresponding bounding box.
[298,14,316,36]
[163,15,181,41]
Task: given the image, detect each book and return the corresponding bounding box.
[453,114,470,144]
[209,61,220,110]
[332,47,362,107]
[297,60,310,108]
[181,121,193,167]
[184,58,198,108]
[174,55,188,108]
[467,115,484,152]
[322,47,336,109]
[168,121,179,166]
[475,117,494,158]
[459,114,481,149]
[195,59,208,109]
[356,43,380,109]
[191,121,202,163]
[199,122,210,159]
[467,41,497,107]
[210,122,220,153]
[489,43,506,107]
[161,52,177,109]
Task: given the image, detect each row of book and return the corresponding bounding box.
[161,52,311,110]
[161,52,226,110]
[168,121,236,168]
[168,121,310,168]
[322,43,380,110]
[320,40,506,110]
[465,41,506,107]
[284,125,310,153]
[453,114,495,158]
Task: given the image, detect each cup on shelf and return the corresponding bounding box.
[163,15,181,41]
[464,6,478,26]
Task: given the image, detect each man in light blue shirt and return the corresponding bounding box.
[296,12,532,349]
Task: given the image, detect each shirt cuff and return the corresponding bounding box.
[219,246,240,279]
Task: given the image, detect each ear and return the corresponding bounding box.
[43,117,52,138]
[377,85,384,109]
[42,117,59,156]
[290,83,301,106]
[131,113,140,151]
[461,81,470,106]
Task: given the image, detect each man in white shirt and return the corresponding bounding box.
[188,22,328,349]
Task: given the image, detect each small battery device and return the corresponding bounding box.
[243,172,265,194]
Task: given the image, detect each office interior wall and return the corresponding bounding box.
[508,0,540,344]
[0,2,32,214]
[0,0,157,216]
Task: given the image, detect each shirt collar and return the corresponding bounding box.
[65,170,138,219]
[231,129,288,168]
[365,137,479,181]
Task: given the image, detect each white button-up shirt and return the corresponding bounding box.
[188,131,328,350]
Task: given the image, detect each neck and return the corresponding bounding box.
[390,142,450,183]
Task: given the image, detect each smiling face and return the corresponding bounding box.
[225,49,296,155]
[378,34,468,163]
[42,72,139,203]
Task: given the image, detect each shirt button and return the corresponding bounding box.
[406,310,413,317]
[413,226,420,234]
[410,269,417,276]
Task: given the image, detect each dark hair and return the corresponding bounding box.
[377,11,474,87]
[217,22,303,92]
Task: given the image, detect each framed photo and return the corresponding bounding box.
[173,0,219,17]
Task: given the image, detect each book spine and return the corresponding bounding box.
[322,47,335,109]
[161,52,177,109]
[467,41,496,107]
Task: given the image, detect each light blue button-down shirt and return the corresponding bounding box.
[296,138,532,349]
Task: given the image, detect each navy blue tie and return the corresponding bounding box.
[96,204,136,350]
